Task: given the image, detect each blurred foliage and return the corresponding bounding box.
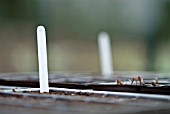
[0,0,170,73]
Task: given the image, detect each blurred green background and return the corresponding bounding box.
[0,0,170,73]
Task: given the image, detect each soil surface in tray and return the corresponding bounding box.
[1,73,170,95]
[23,91,115,98]
[90,84,170,95]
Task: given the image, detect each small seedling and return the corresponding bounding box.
[116,80,124,85]
[131,76,142,85]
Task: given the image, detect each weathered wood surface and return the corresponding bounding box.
[0,93,170,114]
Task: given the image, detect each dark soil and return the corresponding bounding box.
[23,91,113,98]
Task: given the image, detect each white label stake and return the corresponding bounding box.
[98,32,114,78]
[37,26,49,93]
